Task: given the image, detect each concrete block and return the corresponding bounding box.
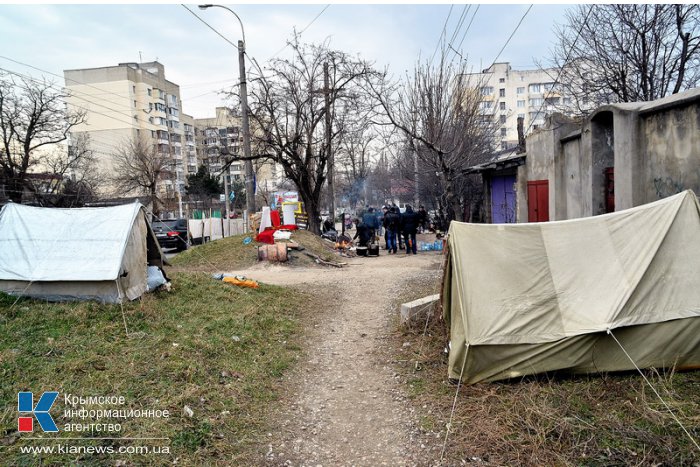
[400,294,440,326]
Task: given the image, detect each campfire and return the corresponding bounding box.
[334,234,354,256]
[335,239,351,250]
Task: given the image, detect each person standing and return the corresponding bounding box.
[383,206,400,254]
[394,204,404,250]
[353,219,373,247]
[379,206,389,248]
[362,207,378,242]
[417,205,428,233]
[400,204,419,254]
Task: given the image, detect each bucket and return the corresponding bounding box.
[356,246,368,256]
[368,244,379,256]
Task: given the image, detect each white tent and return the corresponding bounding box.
[444,190,700,383]
[0,202,165,303]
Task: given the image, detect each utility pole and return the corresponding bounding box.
[413,140,419,208]
[223,170,231,218]
[198,4,254,227]
[324,62,335,223]
[239,39,256,217]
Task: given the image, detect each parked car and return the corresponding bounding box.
[151,219,189,251]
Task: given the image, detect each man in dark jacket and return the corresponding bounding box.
[417,205,428,233]
[400,205,419,254]
[362,207,378,241]
[383,206,400,254]
[353,219,373,247]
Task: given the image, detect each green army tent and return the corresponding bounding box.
[444,190,700,383]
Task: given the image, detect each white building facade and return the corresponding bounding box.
[468,62,577,150]
[64,61,196,199]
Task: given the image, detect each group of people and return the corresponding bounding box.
[353,204,429,255]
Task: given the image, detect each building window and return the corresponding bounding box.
[529,97,544,107]
[151,130,156,138]
[529,83,542,93]
[499,101,506,110]
[500,114,507,124]
[133,100,137,108]
[501,142,508,150]
[499,78,505,83]
[132,85,136,93]
[517,100,525,108]
[518,113,525,120]
[480,86,494,96]
[517,87,525,94]
[563,97,572,105]
[499,88,505,97]
[501,128,507,137]
[479,101,493,110]
[147,88,152,96]
[149,117,154,124]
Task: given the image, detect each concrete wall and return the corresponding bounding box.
[589,111,615,215]
[561,135,584,219]
[517,88,700,222]
[641,103,700,203]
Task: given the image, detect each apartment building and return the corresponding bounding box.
[194,107,282,201]
[63,61,196,199]
[467,62,577,151]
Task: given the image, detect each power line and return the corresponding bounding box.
[489,4,533,68]
[180,4,239,49]
[524,4,593,135]
[444,5,473,66]
[455,5,480,55]
[268,4,331,60]
[429,5,454,66]
[1,68,201,165]
[446,5,470,53]
[0,67,137,127]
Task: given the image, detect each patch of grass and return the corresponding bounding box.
[389,287,700,465]
[171,230,339,272]
[0,272,312,465]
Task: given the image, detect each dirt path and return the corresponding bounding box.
[229,247,444,466]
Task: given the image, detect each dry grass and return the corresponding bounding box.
[390,286,700,466]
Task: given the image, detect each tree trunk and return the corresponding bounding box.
[7,178,24,203]
[300,190,321,235]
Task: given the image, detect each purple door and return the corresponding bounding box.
[491,175,516,223]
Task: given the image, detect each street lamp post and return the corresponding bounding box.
[199,4,256,221]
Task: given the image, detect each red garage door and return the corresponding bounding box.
[527,180,549,222]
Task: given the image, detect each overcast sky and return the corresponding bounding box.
[0,2,573,119]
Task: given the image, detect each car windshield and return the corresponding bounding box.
[152,220,179,229]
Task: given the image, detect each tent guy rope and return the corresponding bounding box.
[607,328,700,452]
[440,343,469,461]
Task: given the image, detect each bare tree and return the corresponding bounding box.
[111,136,174,215]
[0,72,86,203]
[552,4,700,112]
[31,133,102,207]
[370,57,496,221]
[335,115,377,207]
[237,39,377,234]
